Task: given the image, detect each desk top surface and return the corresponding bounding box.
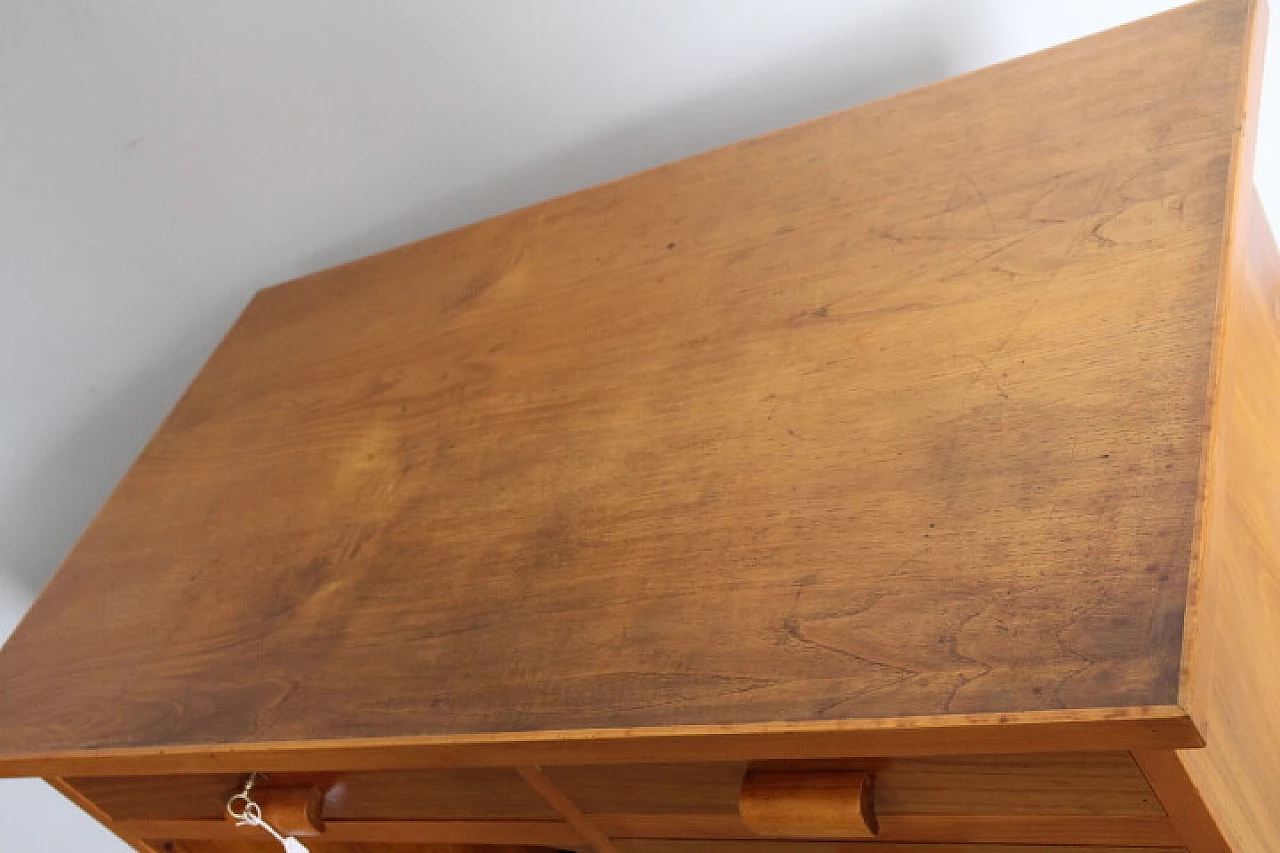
[0,0,1256,769]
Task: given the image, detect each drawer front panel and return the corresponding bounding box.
[164,843,564,853]
[613,844,1185,853]
[67,752,1179,849]
[547,752,1163,817]
[69,768,559,821]
[157,843,1183,853]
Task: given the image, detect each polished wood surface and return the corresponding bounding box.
[737,768,876,838]
[64,752,1177,848]
[514,766,619,853]
[70,770,559,821]
[118,813,1183,849]
[46,776,162,853]
[0,0,1261,773]
[1171,0,1280,847]
[611,844,1184,853]
[549,754,1162,818]
[225,783,329,838]
[1133,750,1230,853]
[597,814,1180,847]
[135,820,581,847]
[65,752,1174,849]
[0,710,1201,778]
[70,754,1161,823]
[169,843,557,853]
[1178,190,1280,852]
[5,1,1278,852]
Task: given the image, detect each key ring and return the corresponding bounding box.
[226,773,309,852]
[225,772,263,823]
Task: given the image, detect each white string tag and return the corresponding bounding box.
[226,775,311,853]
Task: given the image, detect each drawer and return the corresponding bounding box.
[547,752,1164,817]
[151,843,1185,853]
[68,769,559,822]
[154,835,565,850]
[547,753,1178,847]
[62,752,1179,850]
[614,840,1182,845]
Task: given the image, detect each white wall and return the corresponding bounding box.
[0,2,1274,849]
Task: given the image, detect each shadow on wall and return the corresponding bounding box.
[0,295,249,599]
[301,0,969,272]
[0,0,968,602]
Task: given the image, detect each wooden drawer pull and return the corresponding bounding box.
[225,778,329,838]
[739,769,877,838]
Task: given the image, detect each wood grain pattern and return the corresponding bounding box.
[549,753,1163,818]
[167,843,561,853]
[1133,750,1230,853]
[738,769,877,838]
[71,753,1162,827]
[1177,189,1280,852]
[70,770,559,821]
[118,813,1181,848]
[596,814,1180,847]
[515,766,619,853]
[226,783,329,837]
[0,709,1201,778]
[129,820,583,847]
[611,844,1184,853]
[47,777,162,853]
[0,0,1258,769]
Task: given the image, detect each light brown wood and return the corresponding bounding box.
[1182,0,1272,723]
[515,766,618,853]
[223,782,328,837]
[596,813,1180,847]
[738,768,876,838]
[612,844,1185,853]
[46,777,162,853]
[123,819,582,847]
[1133,751,1230,853]
[112,812,1184,848]
[0,0,1260,777]
[1177,188,1280,852]
[0,709,1200,778]
[5,2,1277,852]
[1172,0,1280,844]
[70,769,559,821]
[169,842,557,853]
[549,753,1163,818]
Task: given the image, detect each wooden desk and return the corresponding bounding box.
[1,1,1274,850]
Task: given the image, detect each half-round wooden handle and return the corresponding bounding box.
[739,768,877,838]
[226,783,328,837]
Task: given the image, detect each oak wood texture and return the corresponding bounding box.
[741,768,877,838]
[1176,190,1280,852]
[0,0,1263,778]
